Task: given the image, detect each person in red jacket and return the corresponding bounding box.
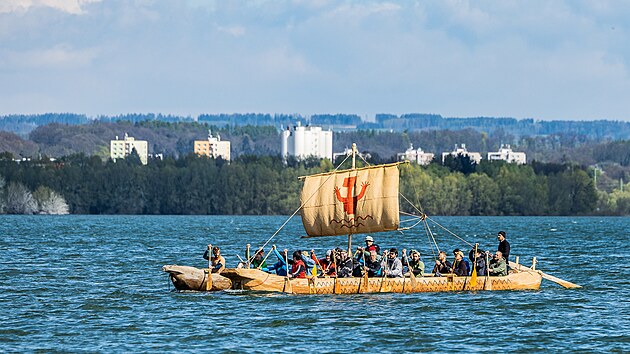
[289,251,306,278]
[311,249,336,277]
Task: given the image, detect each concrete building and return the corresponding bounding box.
[110,133,148,165]
[281,122,333,161]
[397,144,435,166]
[487,144,526,164]
[194,130,231,161]
[442,144,482,164]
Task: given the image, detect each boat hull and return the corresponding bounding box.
[162,265,232,291]
[221,268,542,294]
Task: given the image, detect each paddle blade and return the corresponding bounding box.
[470,268,477,288]
[312,263,317,277]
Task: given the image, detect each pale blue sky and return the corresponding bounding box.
[1,0,629,121]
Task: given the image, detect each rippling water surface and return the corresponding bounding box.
[1,215,629,352]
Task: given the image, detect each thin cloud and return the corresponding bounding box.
[0,0,102,15]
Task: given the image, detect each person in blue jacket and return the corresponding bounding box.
[266,245,288,276]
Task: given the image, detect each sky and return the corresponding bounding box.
[1,0,630,121]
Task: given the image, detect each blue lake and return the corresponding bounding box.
[1,215,628,352]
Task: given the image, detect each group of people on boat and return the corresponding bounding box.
[208,231,512,279]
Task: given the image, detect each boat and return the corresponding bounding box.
[164,143,579,293]
[163,265,232,291]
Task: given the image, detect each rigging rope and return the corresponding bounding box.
[247,153,353,266]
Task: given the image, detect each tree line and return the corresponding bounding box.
[1,153,628,216]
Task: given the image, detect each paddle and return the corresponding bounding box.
[508,261,581,289]
[483,251,492,291]
[402,249,417,289]
[470,244,479,288]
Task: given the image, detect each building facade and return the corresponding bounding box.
[397,144,435,166]
[487,144,526,164]
[194,130,231,161]
[441,144,482,164]
[281,122,333,161]
[110,133,148,165]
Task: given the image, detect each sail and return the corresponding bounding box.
[301,164,399,237]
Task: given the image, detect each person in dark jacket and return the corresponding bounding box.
[452,250,468,276]
[432,251,452,276]
[497,231,511,270]
[471,247,487,276]
[336,249,354,278]
[453,248,470,275]
[363,250,383,277]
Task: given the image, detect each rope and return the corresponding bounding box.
[425,215,474,247]
[247,153,352,265]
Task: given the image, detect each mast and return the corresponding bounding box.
[348,143,357,255]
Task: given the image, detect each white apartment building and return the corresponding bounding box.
[487,144,526,164]
[441,144,482,164]
[398,144,435,166]
[194,130,231,161]
[281,122,333,161]
[110,133,148,165]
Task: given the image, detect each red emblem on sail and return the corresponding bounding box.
[334,177,369,215]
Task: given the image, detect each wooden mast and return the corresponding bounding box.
[347,143,357,255]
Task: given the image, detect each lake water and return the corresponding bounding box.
[1,215,628,352]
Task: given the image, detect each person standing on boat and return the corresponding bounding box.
[203,246,226,274]
[364,236,381,254]
[382,248,403,278]
[452,250,468,276]
[488,251,507,276]
[288,251,307,278]
[432,251,452,276]
[497,231,511,265]
[402,249,425,276]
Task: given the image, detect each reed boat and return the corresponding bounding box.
[162,265,231,291]
[165,143,580,293]
[222,267,542,294]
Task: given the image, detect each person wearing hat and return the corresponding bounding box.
[497,231,511,265]
[451,250,468,276]
[311,249,336,277]
[453,248,471,275]
[364,236,381,254]
[402,249,425,276]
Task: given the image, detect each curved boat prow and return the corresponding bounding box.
[163,265,231,291]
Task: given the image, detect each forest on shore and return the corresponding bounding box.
[1,153,628,216]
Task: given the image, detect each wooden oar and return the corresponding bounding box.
[509,261,581,289]
[483,252,492,291]
[470,245,478,289]
[403,252,417,291]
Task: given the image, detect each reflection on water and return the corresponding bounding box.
[0,215,629,352]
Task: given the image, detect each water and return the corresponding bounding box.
[1,215,628,352]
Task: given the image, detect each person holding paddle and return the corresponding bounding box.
[203,246,225,274]
[402,249,425,276]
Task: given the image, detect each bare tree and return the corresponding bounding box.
[33,186,70,215]
[6,182,37,214]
